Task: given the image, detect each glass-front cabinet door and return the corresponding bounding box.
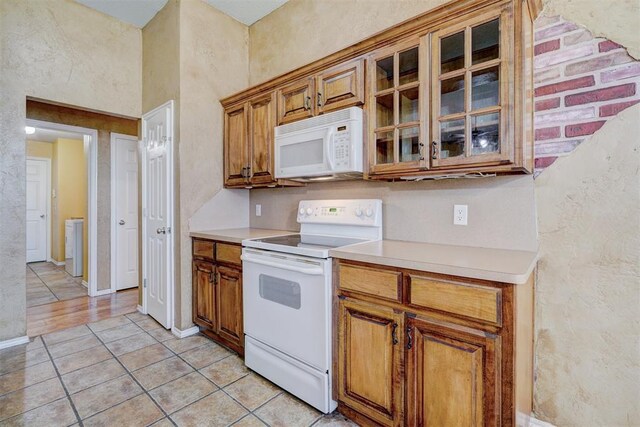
[369,38,428,174]
[431,11,511,168]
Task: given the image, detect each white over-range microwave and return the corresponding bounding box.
[274,106,363,181]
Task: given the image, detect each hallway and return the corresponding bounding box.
[26,262,87,307]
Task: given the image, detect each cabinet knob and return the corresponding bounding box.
[431,141,438,160]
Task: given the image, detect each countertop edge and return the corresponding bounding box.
[189,228,295,245]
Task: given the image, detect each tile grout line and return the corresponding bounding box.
[40,334,85,427]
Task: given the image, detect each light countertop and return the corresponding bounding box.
[189,228,295,244]
[329,240,538,285]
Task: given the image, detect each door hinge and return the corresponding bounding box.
[143,278,147,288]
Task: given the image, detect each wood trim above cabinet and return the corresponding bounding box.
[220,0,541,108]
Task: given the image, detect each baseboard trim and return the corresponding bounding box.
[81,280,88,288]
[171,325,199,339]
[529,416,555,427]
[93,289,114,297]
[518,412,556,427]
[137,305,146,314]
[0,335,30,350]
[47,259,65,266]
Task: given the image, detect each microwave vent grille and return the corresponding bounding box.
[275,107,361,136]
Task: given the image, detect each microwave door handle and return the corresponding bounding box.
[241,254,325,276]
[325,128,335,170]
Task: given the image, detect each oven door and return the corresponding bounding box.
[241,248,332,371]
[275,127,335,178]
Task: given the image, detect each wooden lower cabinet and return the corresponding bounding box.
[405,317,500,427]
[337,298,404,427]
[192,238,244,355]
[335,260,534,427]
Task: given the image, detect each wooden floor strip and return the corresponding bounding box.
[27,289,139,337]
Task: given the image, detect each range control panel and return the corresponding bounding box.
[297,199,382,226]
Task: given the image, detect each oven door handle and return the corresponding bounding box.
[241,254,325,276]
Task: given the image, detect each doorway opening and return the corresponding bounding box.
[25,120,98,306]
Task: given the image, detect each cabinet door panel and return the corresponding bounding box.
[224,104,249,186]
[406,316,500,427]
[216,265,243,347]
[316,59,365,114]
[277,77,314,124]
[249,93,277,185]
[193,261,216,330]
[338,298,403,427]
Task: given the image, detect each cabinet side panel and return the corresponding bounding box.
[514,272,534,416]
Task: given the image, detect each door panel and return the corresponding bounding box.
[114,134,139,290]
[143,102,173,329]
[26,159,48,263]
[338,298,403,427]
[216,265,242,346]
[193,260,216,329]
[405,316,500,427]
[224,104,249,186]
[316,59,365,114]
[249,93,276,185]
[277,77,314,124]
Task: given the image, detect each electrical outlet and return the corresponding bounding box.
[255,204,262,217]
[453,204,468,225]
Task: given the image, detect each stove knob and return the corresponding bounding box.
[306,208,313,216]
[365,208,373,217]
[355,208,363,217]
[299,208,305,215]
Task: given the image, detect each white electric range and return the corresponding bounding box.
[241,199,382,413]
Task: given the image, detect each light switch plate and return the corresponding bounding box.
[255,204,262,217]
[454,204,468,225]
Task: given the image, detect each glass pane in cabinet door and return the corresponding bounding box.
[472,19,500,65]
[472,66,499,110]
[471,113,499,155]
[440,119,465,159]
[376,56,394,91]
[399,127,421,162]
[376,130,394,164]
[376,94,394,128]
[399,47,419,86]
[441,75,465,116]
[399,87,419,123]
[441,31,465,74]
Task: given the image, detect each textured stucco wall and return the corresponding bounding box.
[176,0,249,329]
[0,0,141,341]
[534,105,640,426]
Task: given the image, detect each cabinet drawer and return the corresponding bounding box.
[408,276,502,325]
[339,264,401,302]
[193,239,215,260]
[216,243,242,266]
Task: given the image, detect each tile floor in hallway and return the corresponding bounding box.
[26,262,88,307]
[0,312,357,427]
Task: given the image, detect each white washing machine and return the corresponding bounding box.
[65,219,83,277]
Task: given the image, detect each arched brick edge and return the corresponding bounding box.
[533,15,640,176]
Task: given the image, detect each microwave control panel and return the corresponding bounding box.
[332,125,351,167]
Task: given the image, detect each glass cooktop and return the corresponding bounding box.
[251,234,367,251]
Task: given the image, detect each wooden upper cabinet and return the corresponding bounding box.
[431,9,512,169]
[193,260,216,330]
[224,104,249,186]
[316,58,365,114]
[216,265,243,347]
[368,38,429,175]
[277,77,315,125]
[248,92,277,185]
[405,316,501,427]
[338,298,404,427]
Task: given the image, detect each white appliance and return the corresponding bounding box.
[242,199,382,413]
[274,107,364,181]
[65,218,83,277]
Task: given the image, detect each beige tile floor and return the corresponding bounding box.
[26,262,88,307]
[0,312,357,426]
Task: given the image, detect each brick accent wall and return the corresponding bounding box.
[533,15,640,174]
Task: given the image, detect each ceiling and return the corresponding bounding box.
[75,0,290,27]
[26,127,85,143]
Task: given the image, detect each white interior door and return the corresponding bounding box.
[26,158,49,263]
[142,101,174,329]
[113,134,139,290]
